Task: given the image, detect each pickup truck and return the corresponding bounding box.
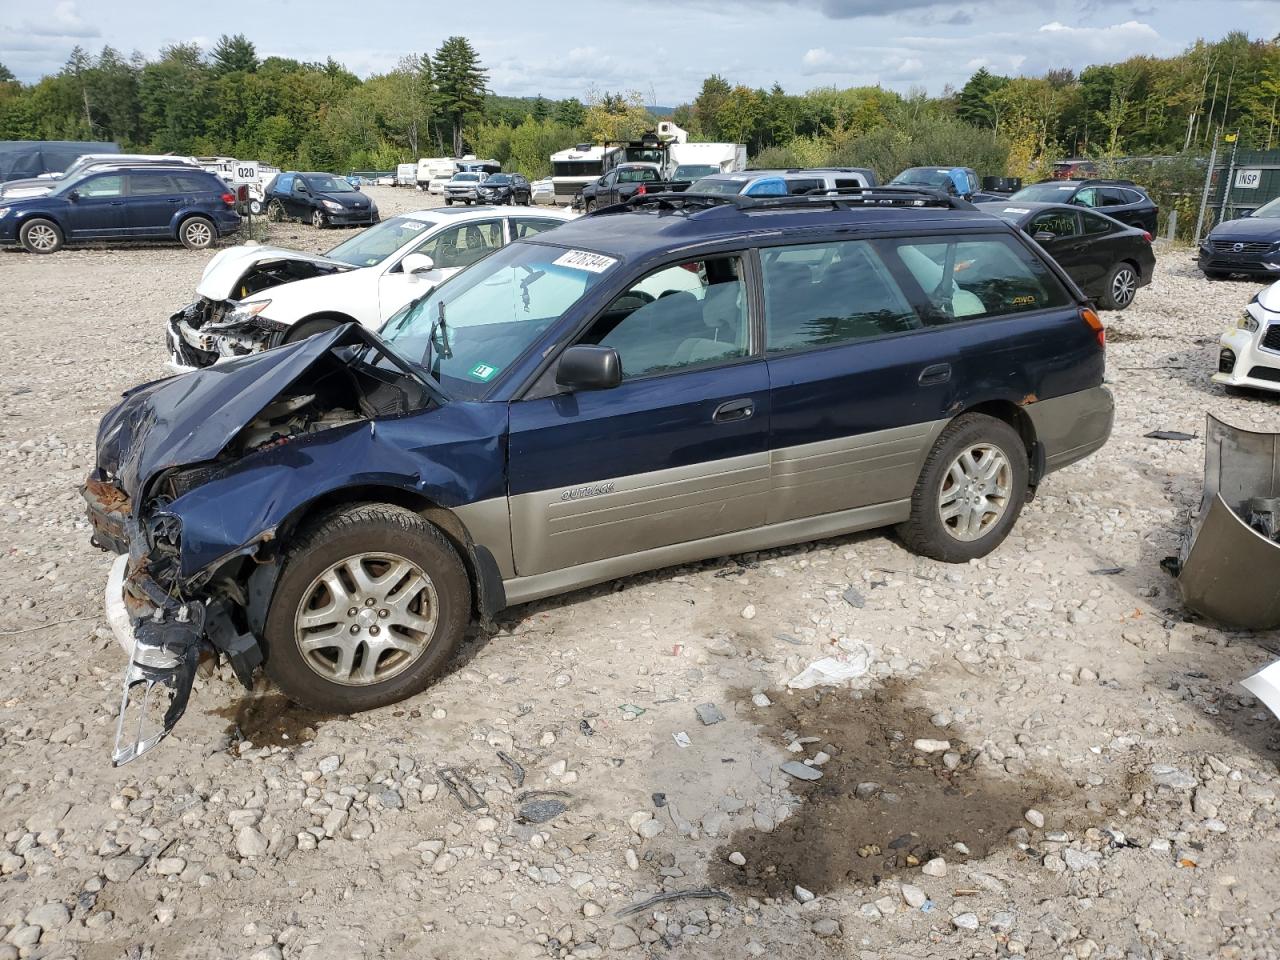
[576,162,690,211]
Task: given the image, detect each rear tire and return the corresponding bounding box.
[179,216,216,250]
[1099,262,1138,310]
[896,414,1029,563]
[19,218,63,254]
[263,504,471,713]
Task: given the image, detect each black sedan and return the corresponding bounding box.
[1197,196,1280,279]
[476,173,532,206]
[1005,179,1158,234]
[978,201,1155,310]
[263,171,378,228]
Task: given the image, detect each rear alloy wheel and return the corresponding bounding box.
[264,504,471,713]
[266,199,285,222]
[179,216,215,250]
[19,218,63,254]
[311,208,328,229]
[1100,262,1138,310]
[897,414,1029,563]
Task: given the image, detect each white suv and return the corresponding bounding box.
[1215,280,1280,394]
[167,206,576,372]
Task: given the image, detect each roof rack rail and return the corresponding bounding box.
[587,185,978,218]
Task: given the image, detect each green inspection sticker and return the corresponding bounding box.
[468,362,499,381]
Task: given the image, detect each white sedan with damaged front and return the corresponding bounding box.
[166,205,577,372]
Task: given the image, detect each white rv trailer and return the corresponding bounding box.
[666,141,749,180]
[416,157,457,193]
[549,143,624,204]
[396,162,416,187]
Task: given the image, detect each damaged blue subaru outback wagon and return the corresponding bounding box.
[84,186,1114,762]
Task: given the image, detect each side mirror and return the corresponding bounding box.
[556,345,621,391]
[402,253,435,275]
[1033,230,1056,242]
[67,190,80,202]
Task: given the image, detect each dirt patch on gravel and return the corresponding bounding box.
[711,681,1050,898]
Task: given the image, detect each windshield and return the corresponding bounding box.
[485,174,511,185]
[452,173,480,183]
[306,175,355,193]
[1251,196,1280,219]
[325,216,438,267]
[1011,182,1081,202]
[381,241,616,399]
[891,168,951,187]
[690,177,747,195]
[674,164,719,180]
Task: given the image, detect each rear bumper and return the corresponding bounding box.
[1025,385,1115,476]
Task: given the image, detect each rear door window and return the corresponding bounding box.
[1080,212,1115,235]
[128,174,178,196]
[762,240,920,353]
[884,234,1072,322]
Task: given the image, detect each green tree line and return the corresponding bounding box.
[0,30,1276,187]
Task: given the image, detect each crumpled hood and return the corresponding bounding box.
[196,244,352,300]
[96,324,378,502]
[1207,216,1280,242]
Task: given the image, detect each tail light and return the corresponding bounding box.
[635,183,647,197]
[1142,231,1153,243]
[1081,307,1105,347]
[220,192,235,206]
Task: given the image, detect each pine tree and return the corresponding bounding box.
[433,36,488,156]
[554,97,585,128]
[532,94,548,122]
[0,62,15,83]
[211,34,258,74]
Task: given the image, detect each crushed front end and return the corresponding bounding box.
[85,324,440,763]
[167,297,289,372]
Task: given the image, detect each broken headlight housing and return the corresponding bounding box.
[1239,311,1260,333]
[216,299,272,327]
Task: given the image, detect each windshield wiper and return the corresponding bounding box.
[424,300,453,376]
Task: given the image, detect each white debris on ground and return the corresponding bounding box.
[0,194,1278,959]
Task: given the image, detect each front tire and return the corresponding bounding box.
[1202,269,1230,280]
[283,316,343,344]
[1099,262,1138,310]
[311,208,328,229]
[444,198,453,206]
[179,216,215,250]
[19,218,63,254]
[584,199,596,213]
[896,414,1029,563]
[263,504,471,713]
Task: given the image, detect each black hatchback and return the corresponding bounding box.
[1006,179,1158,234]
[263,172,379,228]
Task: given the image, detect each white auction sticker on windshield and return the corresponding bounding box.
[1003,207,1031,214]
[553,250,618,273]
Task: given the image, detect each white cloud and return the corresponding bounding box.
[802,48,838,69]
[25,1,100,39]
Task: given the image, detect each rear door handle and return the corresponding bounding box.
[918,363,951,386]
[713,398,754,423]
[110,200,125,206]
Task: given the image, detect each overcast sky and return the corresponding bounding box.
[4,0,1278,103]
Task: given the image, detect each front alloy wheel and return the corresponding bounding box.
[311,208,328,228]
[263,504,471,713]
[266,199,285,222]
[294,553,438,686]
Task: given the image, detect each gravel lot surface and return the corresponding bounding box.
[1,186,1278,960]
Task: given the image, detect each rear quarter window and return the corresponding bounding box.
[884,233,1072,322]
[175,173,220,193]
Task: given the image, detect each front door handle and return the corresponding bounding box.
[918,363,951,386]
[109,200,125,206]
[713,398,754,423]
